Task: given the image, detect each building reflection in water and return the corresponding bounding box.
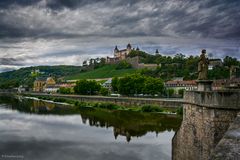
[172,104,237,160]
[12,97,182,143]
[32,100,56,112]
[114,128,132,142]
[80,110,182,143]
[0,96,182,143]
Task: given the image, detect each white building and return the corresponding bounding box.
[165,80,197,94]
[102,79,112,90]
[44,85,59,93]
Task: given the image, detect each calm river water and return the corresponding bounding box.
[0,95,182,160]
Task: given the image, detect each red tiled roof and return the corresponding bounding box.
[213,78,240,87]
[57,83,76,88]
[165,80,197,85]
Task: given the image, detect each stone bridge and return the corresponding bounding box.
[173,90,240,160]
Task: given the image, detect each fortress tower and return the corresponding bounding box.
[113,43,132,60]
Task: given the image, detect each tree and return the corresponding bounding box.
[74,79,101,95]
[100,87,108,96]
[116,60,132,70]
[166,88,174,97]
[0,80,19,89]
[128,50,148,58]
[178,89,185,97]
[144,77,164,96]
[94,57,106,69]
[100,58,106,66]
[111,77,119,92]
[208,66,229,80]
[59,87,72,94]
[173,53,186,63]
[131,74,145,95]
[117,74,164,96]
[223,56,239,67]
[118,75,134,96]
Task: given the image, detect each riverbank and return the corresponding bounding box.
[18,93,183,115]
[20,92,184,107]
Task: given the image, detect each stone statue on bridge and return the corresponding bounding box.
[198,49,209,80]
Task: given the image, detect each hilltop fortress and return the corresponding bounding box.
[106,43,158,70]
[106,43,132,63]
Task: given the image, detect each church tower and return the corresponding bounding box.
[114,46,119,57]
[127,43,132,50]
[126,43,132,54]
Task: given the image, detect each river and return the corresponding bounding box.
[0,95,182,160]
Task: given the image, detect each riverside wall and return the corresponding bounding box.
[21,92,184,108]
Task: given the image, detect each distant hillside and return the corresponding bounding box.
[0,64,138,89]
[0,65,82,88]
[65,64,138,80]
[1,52,239,89]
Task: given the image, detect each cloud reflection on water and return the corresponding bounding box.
[0,105,174,160]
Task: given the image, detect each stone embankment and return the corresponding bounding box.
[21,92,184,108]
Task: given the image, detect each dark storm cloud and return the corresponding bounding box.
[0,0,40,8]
[45,0,108,10]
[222,48,240,58]
[0,0,104,9]
[0,58,24,66]
[0,0,239,39]
[0,0,239,72]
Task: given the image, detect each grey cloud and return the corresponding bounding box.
[0,66,19,73]
[0,0,105,9]
[0,0,239,72]
[0,0,239,39]
[222,48,240,58]
[0,58,24,66]
[0,36,239,73]
[0,0,40,8]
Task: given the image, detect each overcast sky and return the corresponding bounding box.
[0,0,239,72]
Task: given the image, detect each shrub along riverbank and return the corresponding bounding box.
[24,95,183,115]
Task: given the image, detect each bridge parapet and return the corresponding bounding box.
[184,90,240,109]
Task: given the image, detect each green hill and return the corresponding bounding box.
[0,64,138,89]
[0,65,82,89]
[65,64,138,80]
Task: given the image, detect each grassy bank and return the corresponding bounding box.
[25,95,183,115]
